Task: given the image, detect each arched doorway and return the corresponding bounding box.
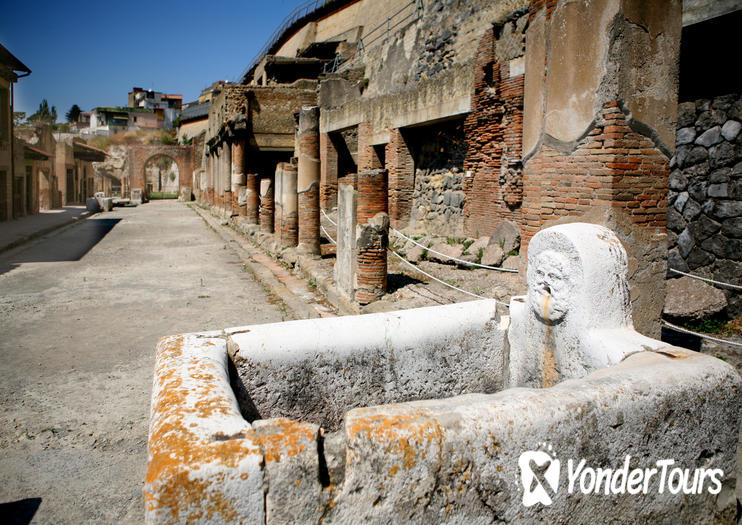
[144,155,179,198]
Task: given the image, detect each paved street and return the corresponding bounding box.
[0,201,287,523]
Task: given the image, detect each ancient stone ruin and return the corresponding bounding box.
[145,223,740,523]
[143,0,742,522]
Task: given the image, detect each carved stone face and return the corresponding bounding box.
[528,250,571,323]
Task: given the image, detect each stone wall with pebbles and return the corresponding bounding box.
[667,93,742,316]
[409,168,466,235]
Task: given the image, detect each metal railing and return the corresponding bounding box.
[239,0,333,82]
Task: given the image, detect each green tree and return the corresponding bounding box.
[65,104,82,123]
[13,112,25,125]
[28,99,57,124]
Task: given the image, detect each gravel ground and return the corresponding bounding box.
[0,200,287,524]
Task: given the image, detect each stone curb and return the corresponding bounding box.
[188,204,327,321]
[294,253,361,315]
[194,203,360,316]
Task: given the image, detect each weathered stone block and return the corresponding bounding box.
[707,182,728,198]
[145,334,264,524]
[677,102,696,127]
[721,119,741,141]
[682,198,701,221]
[675,126,695,145]
[668,169,687,191]
[86,197,100,212]
[694,126,722,147]
[709,141,736,168]
[481,244,504,267]
[427,242,463,265]
[488,219,520,253]
[663,276,727,321]
[721,216,742,238]
[677,228,695,258]
[227,300,507,431]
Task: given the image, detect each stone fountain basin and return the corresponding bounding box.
[145,301,741,524]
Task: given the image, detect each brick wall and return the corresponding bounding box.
[355,214,389,305]
[355,169,389,305]
[297,108,321,254]
[463,24,525,238]
[280,164,298,248]
[529,0,557,20]
[521,101,669,246]
[320,133,338,210]
[357,169,388,224]
[259,177,274,233]
[246,172,259,224]
[357,122,383,172]
[385,128,414,229]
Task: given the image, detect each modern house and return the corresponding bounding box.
[128,87,182,129]
[178,101,209,142]
[88,106,158,136]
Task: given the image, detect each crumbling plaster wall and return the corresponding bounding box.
[520,0,682,336]
[319,0,530,136]
[206,83,317,152]
[92,145,127,196]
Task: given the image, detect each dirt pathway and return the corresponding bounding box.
[0,200,287,523]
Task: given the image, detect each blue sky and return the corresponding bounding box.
[2,0,309,119]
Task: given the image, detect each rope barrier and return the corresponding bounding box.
[389,248,510,307]
[390,228,518,273]
[661,320,742,348]
[321,225,336,245]
[320,208,337,226]
[669,268,742,291]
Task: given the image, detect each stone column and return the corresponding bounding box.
[355,168,389,305]
[320,132,339,210]
[297,106,321,255]
[259,177,274,233]
[207,152,214,206]
[232,138,246,216]
[39,169,51,211]
[215,146,222,209]
[245,173,259,223]
[334,184,357,300]
[280,163,298,247]
[274,164,284,237]
[223,141,232,215]
[355,212,389,305]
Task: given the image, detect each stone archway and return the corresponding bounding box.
[127,145,193,200]
[144,154,179,197]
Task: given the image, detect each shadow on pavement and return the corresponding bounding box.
[0,218,122,276]
[0,497,42,525]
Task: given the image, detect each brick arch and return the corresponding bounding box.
[127,145,193,199]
